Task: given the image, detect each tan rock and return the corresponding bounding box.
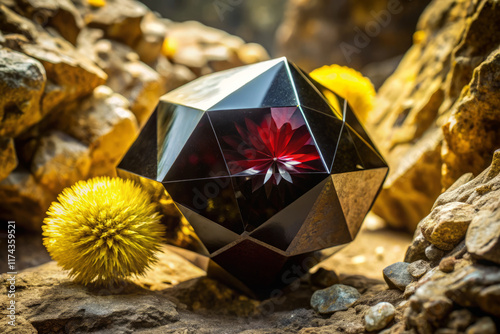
[78,34,163,125]
[237,42,269,65]
[14,0,84,44]
[369,0,500,231]
[87,0,148,47]
[0,169,53,231]
[152,56,196,93]
[0,47,46,137]
[134,12,167,64]
[20,31,107,114]
[31,131,91,194]
[62,86,139,176]
[0,137,17,181]
[420,202,475,250]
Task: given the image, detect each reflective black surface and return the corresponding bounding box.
[117,57,389,298]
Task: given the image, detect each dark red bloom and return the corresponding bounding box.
[222,108,322,187]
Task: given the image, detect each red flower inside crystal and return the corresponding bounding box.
[222,107,323,186]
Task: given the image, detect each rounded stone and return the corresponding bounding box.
[364,302,395,332]
[310,284,361,314]
[408,260,431,279]
[439,257,456,273]
[383,262,413,291]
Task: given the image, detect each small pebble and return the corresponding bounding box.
[383,262,413,291]
[439,257,456,273]
[425,245,445,262]
[310,284,361,314]
[466,317,497,334]
[309,268,339,288]
[408,260,430,279]
[364,302,395,332]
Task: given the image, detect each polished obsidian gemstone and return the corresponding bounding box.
[117,57,388,298]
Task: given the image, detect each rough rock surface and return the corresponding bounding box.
[369,0,500,231]
[364,302,395,332]
[0,0,268,230]
[0,47,46,138]
[310,284,361,314]
[385,152,500,333]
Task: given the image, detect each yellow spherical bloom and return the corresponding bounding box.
[43,177,164,286]
[87,0,106,8]
[310,65,376,122]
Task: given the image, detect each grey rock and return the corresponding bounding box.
[383,262,413,291]
[309,268,339,288]
[408,260,431,279]
[364,302,395,332]
[405,232,431,262]
[310,284,361,314]
[425,245,445,262]
[465,317,497,334]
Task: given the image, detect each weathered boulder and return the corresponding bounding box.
[0,47,46,137]
[61,85,138,177]
[13,0,84,44]
[31,131,91,194]
[86,0,148,48]
[369,0,500,231]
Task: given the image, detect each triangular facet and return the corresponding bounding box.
[347,125,387,170]
[208,62,297,111]
[211,238,288,287]
[162,177,244,234]
[232,173,329,231]
[250,177,328,251]
[177,204,241,254]
[302,71,345,119]
[332,168,388,239]
[163,113,229,182]
[343,100,381,155]
[117,108,157,180]
[161,58,286,111]
[157,102,205,181]
[288,63,337,117]
[330,124,365,174]
[286,177,352,256]
[300,106,344,173]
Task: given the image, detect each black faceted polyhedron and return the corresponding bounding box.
[117,57,388,298]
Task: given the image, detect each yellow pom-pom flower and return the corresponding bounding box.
[310,65,376,122]
[42,177,164,286]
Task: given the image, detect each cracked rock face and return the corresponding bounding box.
[385,150,500,333]
[369,0,500,231]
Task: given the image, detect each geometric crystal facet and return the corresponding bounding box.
[117,57,389,298]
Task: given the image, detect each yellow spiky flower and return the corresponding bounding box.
[310,65,376,122]
[42,177,164,286]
